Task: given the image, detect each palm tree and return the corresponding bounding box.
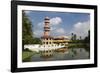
[71,33,74,40]
[73,34,77,40]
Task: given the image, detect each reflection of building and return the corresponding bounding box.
[40,16,70,57]
[24,17,70,57]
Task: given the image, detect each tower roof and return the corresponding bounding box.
[45,16,50,20]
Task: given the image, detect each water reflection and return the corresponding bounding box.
[24,47,90,62]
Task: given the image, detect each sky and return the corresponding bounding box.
[24,10,90,39]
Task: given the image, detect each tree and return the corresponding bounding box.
[71,33,74,40]
[84,30,90,43]
[22,11,42,46]
[80,36,82,40]
[22,11,34,44]
[73,34,77,40]
[33,38,42,44]
[71,33,77,40]
[88,30,90,43]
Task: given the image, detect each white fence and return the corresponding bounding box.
[24,44,65,52]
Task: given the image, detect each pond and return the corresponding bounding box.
[23,47,90,62]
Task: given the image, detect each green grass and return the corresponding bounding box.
[22,51,36,61]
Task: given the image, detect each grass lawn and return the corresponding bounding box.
[22,51,36,61]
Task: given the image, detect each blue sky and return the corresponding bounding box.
[24,10,90,39]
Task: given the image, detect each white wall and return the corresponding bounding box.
[0,0,99,73]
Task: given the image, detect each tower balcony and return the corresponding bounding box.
[45,21,49,23]
[45,17,50,20]
[44,29,50,31]
[44,27,50,29]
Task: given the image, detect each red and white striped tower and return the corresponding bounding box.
[41,16,53,45]
[44,16,50,37]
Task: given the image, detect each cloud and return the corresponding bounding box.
[37,22,44,27]
[50,17,62,25]
[37,17,62,27]
[71,21,90,39]
[33,17,64,37]
[33,30,43,38]
[33,16,89,39]
[51,27,66,36]
[33,22,43,37]
[56,28,65,34]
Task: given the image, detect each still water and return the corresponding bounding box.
[24,48,90,62]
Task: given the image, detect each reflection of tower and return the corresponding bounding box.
[44,16,50,37]
[41,17,53,45]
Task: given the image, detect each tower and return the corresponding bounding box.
[44,16,50,37]
[41,16,53,45]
